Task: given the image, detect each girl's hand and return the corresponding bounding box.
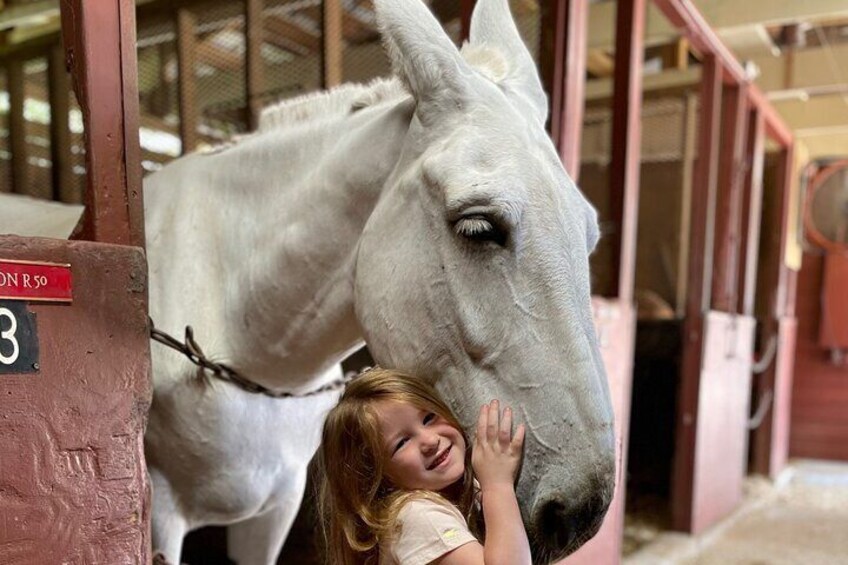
[471,400,525,489]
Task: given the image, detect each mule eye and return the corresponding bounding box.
[455,216,507,246]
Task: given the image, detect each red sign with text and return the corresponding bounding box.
[0,259,73,303]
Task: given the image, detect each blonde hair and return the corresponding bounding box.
[317,367,479,565]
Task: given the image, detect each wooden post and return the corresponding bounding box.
[245,0,265,131]
[7,58,27,195]
[322,0,343,89]
[673,54,722,532]
[176,6,198,154]
[59,0,144,247]
[48,42,75,203]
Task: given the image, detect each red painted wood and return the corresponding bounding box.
[711,84,748,313]
[0,236,151,563]
[561,298,635,565]
[790,252,848,462]
[673,54,722,533]
[819,253,848,349]
[608,0,645,305]
[59,0,144,248]
[541,0,588,179]
[650,0,791,146]
[0,259,73,303]
[737,109,765,317]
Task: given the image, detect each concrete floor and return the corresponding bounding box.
[623,460,848,565]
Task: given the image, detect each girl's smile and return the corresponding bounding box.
[374,400,466,492]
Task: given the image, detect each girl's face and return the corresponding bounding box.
[374,400,466,492]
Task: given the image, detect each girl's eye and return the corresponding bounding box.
[393,437,408,455]
[423,413,436,425]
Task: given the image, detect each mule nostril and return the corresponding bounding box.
[536,493,610,559]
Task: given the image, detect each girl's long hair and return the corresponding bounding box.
[316,367,478,565]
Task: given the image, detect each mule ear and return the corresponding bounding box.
[469,0,548,124]
[375,0,472,119]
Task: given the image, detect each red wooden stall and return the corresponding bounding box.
[0,1,151,562]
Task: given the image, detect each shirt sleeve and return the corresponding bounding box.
[389,499,478,565]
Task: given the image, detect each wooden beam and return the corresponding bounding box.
[264,14,320,55]
[48,41,75,203]
[176,6,198,154]
[7,58,27,195]
[245,0,264,130]
[673,54,723,533]
[323,0,343,88]
[586,48,614,77]
[588,0,848,51]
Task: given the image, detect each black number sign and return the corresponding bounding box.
[0,300,39,374]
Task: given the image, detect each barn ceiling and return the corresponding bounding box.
[1,0,848,158]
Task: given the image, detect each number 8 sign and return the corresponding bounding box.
[0,300,39,374]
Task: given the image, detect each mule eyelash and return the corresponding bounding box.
[454,216,508,246]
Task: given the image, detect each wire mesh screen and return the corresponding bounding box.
[581,93,698,304]
[65,93,86,204]
[137,16,182,173]
[262,0,324,104]
[20,57,52,201]
[193,1,249,138]
[341,1,391,84]
[512,0,541,63]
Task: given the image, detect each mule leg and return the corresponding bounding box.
[150,467,189,564]
[226,501,302,565]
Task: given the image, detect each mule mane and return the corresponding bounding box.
[257,77,406,132]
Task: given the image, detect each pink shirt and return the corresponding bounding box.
[379,499,477,565]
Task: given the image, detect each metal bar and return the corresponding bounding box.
[675,92,698,316]
[774,144,796,319]
[48,42,75,203]
[560,0,588,179]
[711,83,748,312]
[541,0,588,179]
[176,6,198,154]
[245,0,265,131]
[59,0,143,247]
[609,0,646,304]
[651,0,792,147]
[322,0,343,88]
[7,59,27,195]
[673,54,722,533]
[738,109,765,317]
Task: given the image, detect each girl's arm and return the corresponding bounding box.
[436,400,530,565]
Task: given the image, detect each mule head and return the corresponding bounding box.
[357,1,616,561]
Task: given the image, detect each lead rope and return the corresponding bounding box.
[148,317,357,399]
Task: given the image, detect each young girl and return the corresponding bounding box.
[317,366,530,565]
